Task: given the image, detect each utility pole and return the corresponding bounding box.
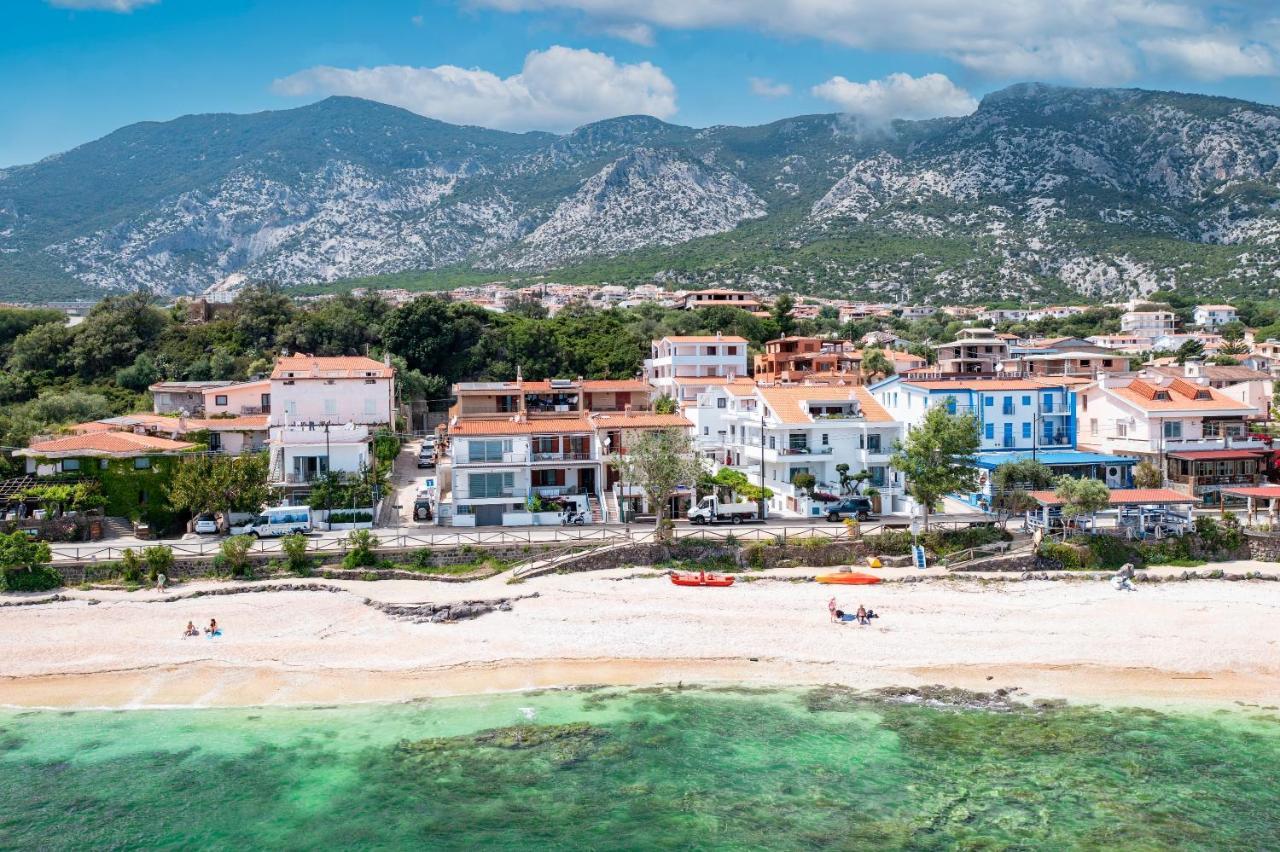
[759,409,767,520]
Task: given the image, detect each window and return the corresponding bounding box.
[703,427,709,436]
[363,398,378,416]
[821,433,829,446]
[468,440,512,463]
[469,472,514,498]
[214,395,228,406]
[1023,422,1032,438]
[1116,422,1128,438]
[1090,418,1098,437]
[1022,395,1031,406]
[946,397,957,415]
[984,423,995,440]
[866,434,881,453]
[726,346,738,355]
[285,400,298,416]
[134,457,151,470]
[716,397,726,409]
[61,459,81,471]
[769,436,776,450]
[983,396,993,407]
[1164,421,1183,439]
[324,399,338,416]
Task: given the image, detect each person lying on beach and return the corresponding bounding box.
[183,621,199,638]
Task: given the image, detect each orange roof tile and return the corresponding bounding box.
[591,413,693,429]
[755,385,892,424]
[904,379,1048,391]
[21,432,196,457]
[1106,379,1254,412]
[1028,488,1196,506]
[272,355,394,379]
[449,417,594,436]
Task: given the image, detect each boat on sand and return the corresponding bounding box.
[815,572,882,585]
[670,571,736,587]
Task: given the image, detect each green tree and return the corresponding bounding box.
[889,405,981,531]
[0,530,56,592]
[168,453,272,518]
[654,395,678,414]
[115,353,161,392]
[1132,459,1164,489]
[771,293,796,338]
[990,459,1053,529]
[231,283,296,350]
[609,428,704,540]
[792,471,817,495]
[70,292,170,378]
[1175,338,1205,364]
[1054,476,1111,527]
[860,347,895,380]
[8,321,76,374]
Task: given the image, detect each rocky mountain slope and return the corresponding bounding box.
[4,84,1280,302]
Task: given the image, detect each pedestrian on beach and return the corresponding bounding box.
[856,605,869,625]
[155,572,167,593]
[828,596,838,623]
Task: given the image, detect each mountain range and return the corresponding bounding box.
[4,83,1280,303]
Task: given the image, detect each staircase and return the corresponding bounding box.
[99,516,134,540]
[602,491,620,524]
[587,494,604,524]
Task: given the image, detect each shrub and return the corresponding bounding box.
[327,510,374,525]
[1038,541,1093,570]
[1083,534,1136,570]
[744,542,767,570]
[281,533,311,575]
[864,530,913,555]
[220,535,254,578]
[922,526,1010,556]
[797,535,828,552]
[0,564,63,592]
[119,547,144,584]
[143,545,174,582]
[411,549,435,571]
[342,529,379,569]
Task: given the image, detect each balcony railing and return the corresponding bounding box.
[531,451,594,462]
[779,446,834,456]
[458,488,529,500]
[240,405,270,415]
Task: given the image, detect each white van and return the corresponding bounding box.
[231,505,313,538]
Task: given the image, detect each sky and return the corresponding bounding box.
[5,0,1280,166]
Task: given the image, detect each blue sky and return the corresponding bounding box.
[5,0,1280,166]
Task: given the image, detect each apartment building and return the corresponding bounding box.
[1193,304,1238,329]
[444,378,688,525]
[1141,361,1273,413]
[148,380,236,415]
[645,334,749,403]
[204,379,271,417]
[933,328,1010,374]
[265,355,396,490]
[689,382,902,517]
[1000,338,1125,378]
[679,289,764,312]
[1076,373,1264,503]
[1120,306,1177,338]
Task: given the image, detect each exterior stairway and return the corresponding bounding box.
[602,491,620,524]
[99,516,134,539]
[587,494,604,524]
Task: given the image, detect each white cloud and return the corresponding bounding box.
[272,46,677,132]
[811,72,978,124]
[47,0,158,10]
[471,0,1279,84]
[748,77,791,98]
[599,22,655,46]
[1139,37,1276,79]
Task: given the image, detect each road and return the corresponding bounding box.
[46,513,992,563]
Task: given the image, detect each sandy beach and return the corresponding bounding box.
[3,566,1279,711]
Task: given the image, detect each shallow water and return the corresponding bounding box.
[1,687,1278,850]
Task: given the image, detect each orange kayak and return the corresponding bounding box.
[816,572,882,585]
[670,571,736,587]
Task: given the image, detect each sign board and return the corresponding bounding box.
[912,545,927,570]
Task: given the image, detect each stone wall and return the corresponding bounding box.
[536,539,870,575]
[1243,530,1280,562]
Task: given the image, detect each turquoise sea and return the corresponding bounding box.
[1,686,1278,850]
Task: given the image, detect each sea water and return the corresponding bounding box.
[1,686,1278,850]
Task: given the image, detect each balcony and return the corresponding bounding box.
[779,445,834,456]
[530,451,595,463]
[457,487,530,501]
[240,405,270,415]
[1167,473,1259,490]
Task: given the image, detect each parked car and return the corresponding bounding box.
[824,497,875,522]
[230,505,313,537]
[193,514,219,535]
[417,447,436,469]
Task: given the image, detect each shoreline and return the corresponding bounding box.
[3,566,1279,713]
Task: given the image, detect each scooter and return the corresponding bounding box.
[561,509,586,526]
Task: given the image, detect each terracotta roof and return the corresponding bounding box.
[1167,449,1265,461]
[192,415,270,431]
[904,379,1048,391]
[20,432,196,457]
[1028,488,1197,507]
[205,379,271,393]
[1105,378,1255,412]
[1222,486,1280,500]
[448,416,594,436]
[755,386,892,424]
[272,355,394,379]
[591,413,693,429]
[1148,365,1271,383]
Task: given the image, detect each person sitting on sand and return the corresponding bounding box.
[205,618,220,636]
[856,605,869,625]
[183,621,198,638]
[1112,562,1137,592]
[828,596,838,623]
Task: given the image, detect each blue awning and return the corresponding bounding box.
[975,450,1137,469]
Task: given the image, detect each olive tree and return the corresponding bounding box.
[889,404,980,531]
[609,428,704,541]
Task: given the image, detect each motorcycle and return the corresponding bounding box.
[561,508,586,526]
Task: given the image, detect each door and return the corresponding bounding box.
[474,504,505,526]
[579,467,596,494]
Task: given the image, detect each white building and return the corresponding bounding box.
[1193,304,1238,329]
[266,355,397,490]
[645,335,750,404]
[688,382,903,517]
[1120,307,1177,338]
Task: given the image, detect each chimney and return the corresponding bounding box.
[624,404,632,418]
[1184,360,1203,379]
[716,331,722,340]
[383,351,391,367]
[516,365,523,382]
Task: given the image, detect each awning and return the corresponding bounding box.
[975,450,1136,468]
[1027,488,1197,507]
[1167,449,1265,461]
[1222,486,1280,501]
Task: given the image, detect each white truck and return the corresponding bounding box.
[687,496,759,525]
